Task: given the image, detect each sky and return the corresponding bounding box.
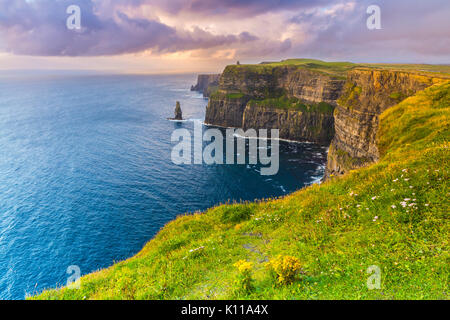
[0,0,449,73]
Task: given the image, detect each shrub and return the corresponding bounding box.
[220,204,253,224]
[226,92,245,99]
[266,255,302,285]
[233,260,254,293]
[389,91,406,102]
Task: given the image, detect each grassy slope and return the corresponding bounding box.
[35,81,449,300]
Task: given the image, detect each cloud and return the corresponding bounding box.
[0,0,448,63]
[286,0,450,62]
[105,0,335,17]
[0,0,260,56]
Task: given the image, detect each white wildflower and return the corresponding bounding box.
[189,246,205,253]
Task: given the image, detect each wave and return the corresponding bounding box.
[308,164,326,185]
[167,118,204,123]
[232,132,316,145]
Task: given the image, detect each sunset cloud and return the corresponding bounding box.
[0,0,448,70]
[0,0,263,56]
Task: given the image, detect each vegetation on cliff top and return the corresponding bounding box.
[210,91,246,100]
[223,59,450,80]
[248,96,335,113]
[224,58,357,77]
[33,81,449,300]
[361,63,450,78]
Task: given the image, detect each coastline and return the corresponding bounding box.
[31,64,450,300]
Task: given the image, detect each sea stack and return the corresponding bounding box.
[174,101,183,120]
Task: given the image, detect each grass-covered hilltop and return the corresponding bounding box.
[34,60,449,300]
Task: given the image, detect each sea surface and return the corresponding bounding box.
[0,73,327,299]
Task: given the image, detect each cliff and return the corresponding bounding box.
[191,74,220,97]
[242,103,335,145]
[205,60,449,176]
[205,61,349,143]
[205,91,249,127]
[324,68,448,178]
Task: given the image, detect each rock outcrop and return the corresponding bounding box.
[324,69,447,178]
[191,74,220,97]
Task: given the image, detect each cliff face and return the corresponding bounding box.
[242,105,334,145]
[216,65,345,102]
[204,62,448,179]
[324,69,446,178]
[205,92,249,127]
[191,74,220,97]
[276,67,345,104]
[205,65,345,142]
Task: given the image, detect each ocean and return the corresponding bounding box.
[0,73,327,299]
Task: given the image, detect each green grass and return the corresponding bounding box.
[227,92,245,99]
[248,96,334,113]
[225,59,450,79]
[33,81,449,300]
[209,91,246,100]
[226,59,358,77]
[389,91,407,103]
[361,63,450,78]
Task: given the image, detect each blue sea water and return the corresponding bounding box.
[0,73,327,299]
